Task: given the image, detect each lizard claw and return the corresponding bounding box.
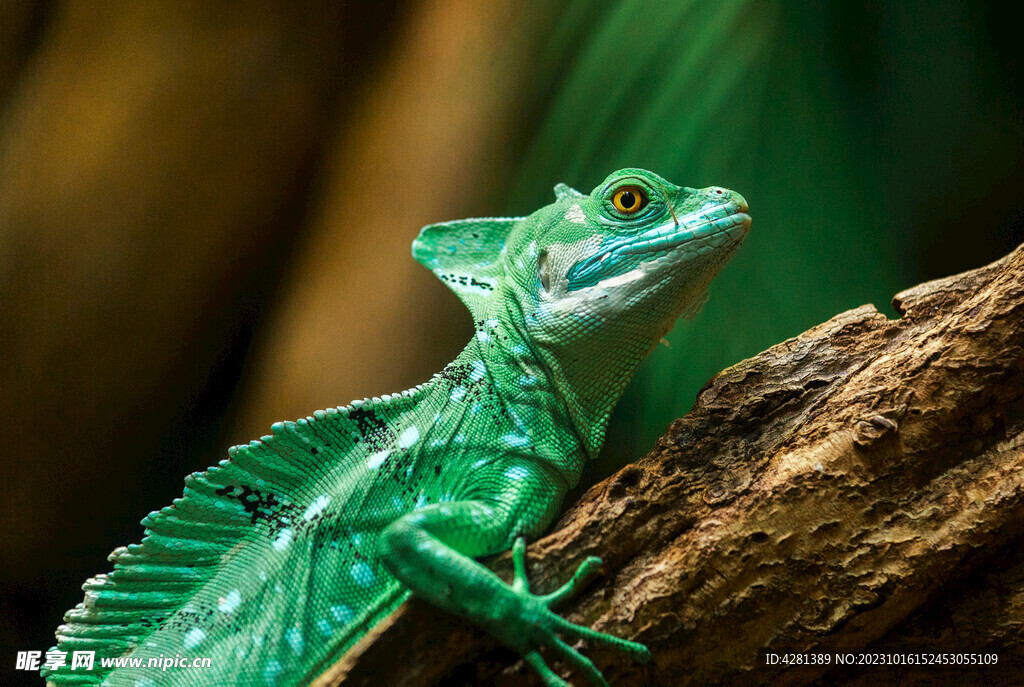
[540,555,603,607]
[507,538,651,686]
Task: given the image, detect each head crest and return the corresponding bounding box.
[553,182,585,201]
[412,216,522,318]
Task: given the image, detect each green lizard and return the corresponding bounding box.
[44,168,749,687]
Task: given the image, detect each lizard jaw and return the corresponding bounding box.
[565,200,750,291]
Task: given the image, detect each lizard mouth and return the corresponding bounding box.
[566,201,751,290]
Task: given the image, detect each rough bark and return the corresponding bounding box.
[316,243,1024,686]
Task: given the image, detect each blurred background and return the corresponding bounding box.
[1,1,1021,682]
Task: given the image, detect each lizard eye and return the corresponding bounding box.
[611,186,647,214]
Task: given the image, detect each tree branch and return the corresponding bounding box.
[315,244,1024,686]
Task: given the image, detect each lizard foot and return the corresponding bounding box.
[505,537,650,687]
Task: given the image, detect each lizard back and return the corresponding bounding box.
[46,367,543,685]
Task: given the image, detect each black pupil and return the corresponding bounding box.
[620,190,636,209]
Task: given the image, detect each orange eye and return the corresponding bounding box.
[612,186,647,214]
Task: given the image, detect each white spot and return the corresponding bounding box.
[286,628,304,656]
[273,528,293,551]
[518,375,536,387]
[472,458,488,469]
[565,204,587,224]
[597,267,646,289]
[415,492,429,508]
[450,387,466,402]
[183,627,206,649]
[454,434,466,444]
[252,633,264,646]
[502,434,531,448]
[366,449,390,470]
[218,589,241,613]
[504,465,531,481]
[352,533,363,547]
[512,344,528,355]
[303,495,330,520]
[264,659,282,686]
[398,425,420,448]
[316,619,333,637]
[330,605,353,625]
[486,318,500,329]
[469,360,487,382]
[350,562,376,587]
[134,679,158,687]
[476,330,490,343]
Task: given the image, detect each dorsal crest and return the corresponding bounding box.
[412,216,522,318]
[553,182,585,201]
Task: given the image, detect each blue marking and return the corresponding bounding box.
[183,627,206,649]
[331,605,354,625]
[303,495,330,520]
[504,465,530,480]
[366,450,390,470]
[351,562,376,587]
[398,425,420,448]
[502,434,531,448]
[264,659,282,686]
[273,528,293,551]
[286,628,304,656]
[218,589,241,613]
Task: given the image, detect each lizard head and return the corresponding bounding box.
[510,167,749,336]
[413,168,749,455]
[513,167,749,453]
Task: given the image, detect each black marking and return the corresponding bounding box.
[439,273,494,291]
[349,407,395,452]
[215,484,298,533]
[440,362,473,385]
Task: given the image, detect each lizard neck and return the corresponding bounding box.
[454,311,587,484]
[499,283,685,461]
[533,318,654,461]
[470,299,649,464]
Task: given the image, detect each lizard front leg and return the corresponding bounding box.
[377,490,650,686]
